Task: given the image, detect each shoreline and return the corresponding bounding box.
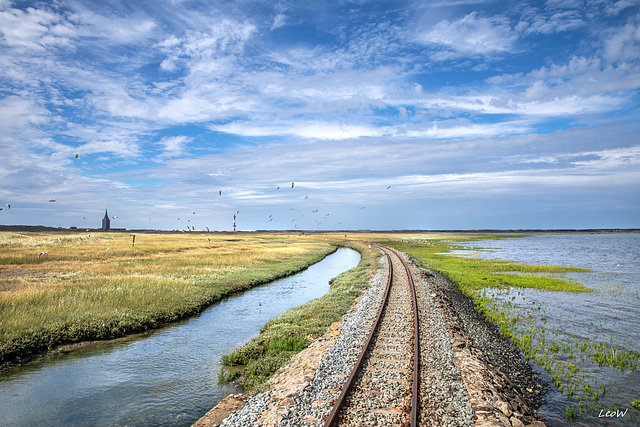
[0,244,338,370]
[203,249,547,426]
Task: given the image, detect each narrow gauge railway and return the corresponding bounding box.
[324,245,420,427]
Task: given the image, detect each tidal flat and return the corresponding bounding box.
[381,232,640,426]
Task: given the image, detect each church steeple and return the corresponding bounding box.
[102,209,111,230]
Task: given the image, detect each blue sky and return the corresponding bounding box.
[1,0,639,231]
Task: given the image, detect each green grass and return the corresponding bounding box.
[0,231,337,366]
[566,405,577,420]
[377,233,640,419]
[383,236,590,294]
[219,240,379,394]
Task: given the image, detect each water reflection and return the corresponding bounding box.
[0,248,361,427]
[452,234,640,426]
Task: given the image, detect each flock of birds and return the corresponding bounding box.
[4,155,397,257]
[3,173,394,234]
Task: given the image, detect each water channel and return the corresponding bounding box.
[0,247,361,427]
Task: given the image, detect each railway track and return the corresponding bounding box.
[324,245,420,427]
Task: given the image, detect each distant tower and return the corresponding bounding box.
[102,209,111,230]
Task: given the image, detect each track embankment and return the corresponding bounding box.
[196,248,547,427]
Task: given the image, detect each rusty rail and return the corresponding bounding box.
[323,245,420,427]
[388,246,420,426]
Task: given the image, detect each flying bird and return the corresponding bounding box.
[361,206,366,209]
[6,204,10,209]
[0,208,3,211]
[75,154,79,159]
[82,216,86,219]
[276,186,280,190]
[49,199,56,202]
[219,190,222,196]
[291,182,294,188]
[312,209,318,213]
[387,186,391,189]
[193,212,196,215]
[38,251,46,258]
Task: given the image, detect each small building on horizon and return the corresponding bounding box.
[102,209,110,230]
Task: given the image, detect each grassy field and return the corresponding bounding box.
[0,231,339,366]
[219,239,379,393]
[6,229,632,414]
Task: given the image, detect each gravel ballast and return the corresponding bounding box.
[204,249,547,427]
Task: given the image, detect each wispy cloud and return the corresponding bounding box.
[1,0,638,229]
[157,135,192,159]
[417,12,517,59]
[602,11,640,63]
[0,4,77,51]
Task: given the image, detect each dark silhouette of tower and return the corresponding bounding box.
[102,209,111,230]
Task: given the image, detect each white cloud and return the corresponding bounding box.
[210,121,383,140]
[606,0,638,16]
[417,92,622,116]
[271,13,286,30]
[404,121,530,138]
[602,12,640,63]
[0,5,77,51]
[0,95,49,127]
[418,12,516,58]
[156,19,256,73]
[157,135,192,159]
[482,53,639,117]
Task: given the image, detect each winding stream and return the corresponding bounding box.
[0,247,361,427]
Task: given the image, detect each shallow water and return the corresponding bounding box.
[450,234,640,426]
[0,248,361,427]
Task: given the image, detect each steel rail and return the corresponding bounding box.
[387,246,420,427]
[323,250,394,427]
[323,245,420,427]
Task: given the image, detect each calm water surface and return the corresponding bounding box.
[0,248,361,427]
[451,234,640,426]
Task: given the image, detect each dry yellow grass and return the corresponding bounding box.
[0,231,336,365]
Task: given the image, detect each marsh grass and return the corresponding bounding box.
[383,235,591,294]
[376,233,640,421]
[219,240,378,394]
[0,231,336,366]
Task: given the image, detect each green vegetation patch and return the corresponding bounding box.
[381,234,640,420]
[219,241,379,394]
[384,236,590,294]
[0,232,336,367]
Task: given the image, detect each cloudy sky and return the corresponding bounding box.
[1,0,638,231]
